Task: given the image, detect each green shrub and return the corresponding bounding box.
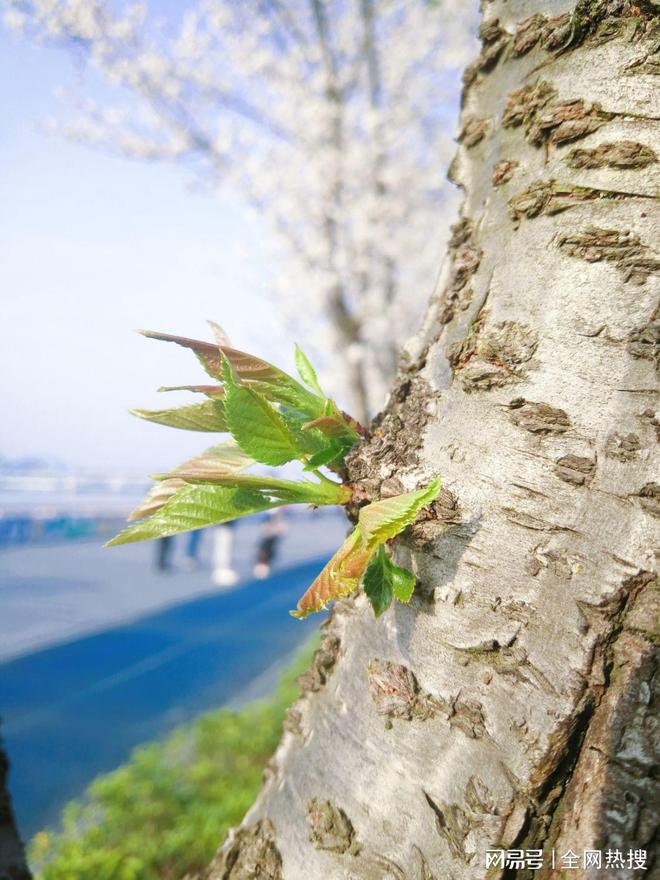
[29,640,316,880]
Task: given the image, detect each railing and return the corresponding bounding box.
[0,515,126,548]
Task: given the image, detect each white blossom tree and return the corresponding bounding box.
[5,0,477,421]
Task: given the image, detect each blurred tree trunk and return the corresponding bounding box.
[0,739,30,880]
[202,1,659,877]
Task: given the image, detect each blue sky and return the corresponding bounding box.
[1,22,285,474]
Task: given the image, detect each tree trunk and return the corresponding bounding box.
[0,737,31,880]
[202,1,659,877]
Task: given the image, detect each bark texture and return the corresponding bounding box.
[0,738,31,880]
[203,2,659,878]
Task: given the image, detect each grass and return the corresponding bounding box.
[29,639,316,880]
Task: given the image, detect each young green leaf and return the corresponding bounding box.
[127,478,186,522]
[140,330,276,382]
[162,472,349,507]
[279,408,333,457]
[292,479,440,618]
[291,525,372,618]
[107,484,276,546]
[301,416,348,438]
[141,329,324,415]
[359,478,441,549]
[363,545,394,617]
[223,373,304,466]
[128,442,253,523]
[363,545,416,616]
[304,441,344,470]
[157,384,224,398]
[130,400,227,432]
[207,319,232,347]
[294,344,324,396]
[168,441,254,479]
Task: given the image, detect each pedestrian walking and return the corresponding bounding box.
[184,528,203,570]
[211,521,238,586]
[253,510,287,579]
[155,535,174,571]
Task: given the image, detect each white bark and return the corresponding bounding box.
[201,2,659,878]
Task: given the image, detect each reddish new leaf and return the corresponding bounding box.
[292,526,372,618]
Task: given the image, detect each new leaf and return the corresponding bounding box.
[223,368,304,466]
[363,545,416,617]
[107,484,277,545]
[359,478,441,548]
[130,400,227,433]
[294,344,324,396]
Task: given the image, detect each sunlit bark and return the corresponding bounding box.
[201,1,659,877]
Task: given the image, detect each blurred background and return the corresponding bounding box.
[0,1,477,876]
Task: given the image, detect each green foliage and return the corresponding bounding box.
[359,478,441,548]
[108,484,278,546]
[363,545,416,617]
[29,642,316,880]
[111,327,440,617]
[294,344,324,397]
[130,400,227,432]
[292,478,441,618]
[222,359,303,466]
[110,332,357,548]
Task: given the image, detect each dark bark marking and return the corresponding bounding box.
[416,487,461,526]
[507,399,571,434]
[444,694,490,740]
[462,18,510,88]
[638,408,660,442]
[501,507,558,531]
[423,791,471,862]
[557,227,660,284]
[502,81,557,131]
[529,541,583,580]
[424,778,497,864]
[636,482,660,517]
[216,819,283,880]
[628,304,660,368]
[510,14,546,57]
[458,116,489,149]
[466,1,657,98]
[492,159,519,187]
[358,853,407,880]
[605,432,643,461]
[566,140,658,169]
[450,320,539,392]
[282,707,302,736]
[460,637,560,697]
[508,180,636,226]
[367,660,437,724]
[306,798,360,855]
[623,16,660,76]
[435,218,482,327]
[555,454,596,484]
[477,18,510,71]
[528,99,611,148]
[503,80,611,150]
[297,632,341,695]
[413,845,437,880]
[367,658,490,736]
[540,0,656,54]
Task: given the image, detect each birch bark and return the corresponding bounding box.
[203,2,659,877]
